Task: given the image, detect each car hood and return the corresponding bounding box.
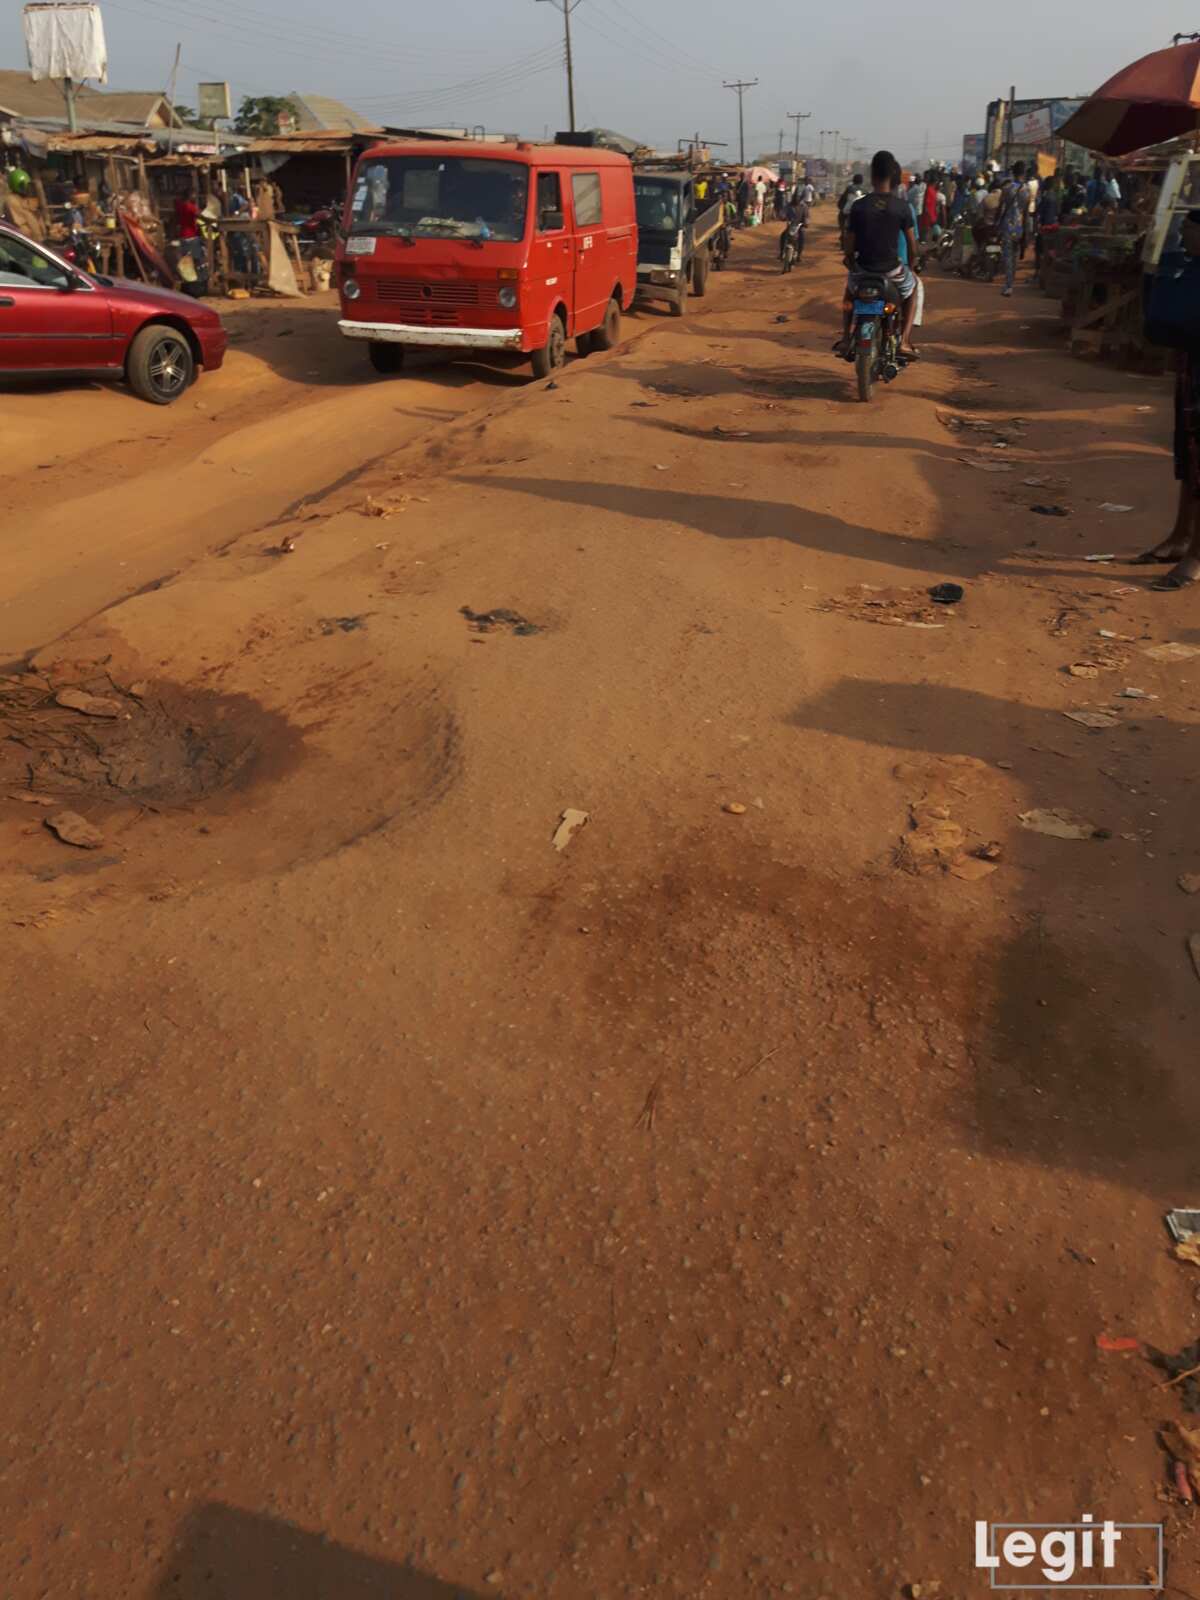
[95,276,222,322]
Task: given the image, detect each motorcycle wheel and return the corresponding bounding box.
[855,330,877,404]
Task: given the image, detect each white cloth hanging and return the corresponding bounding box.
[23,3,108,84]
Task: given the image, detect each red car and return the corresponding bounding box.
[0,221,227,405]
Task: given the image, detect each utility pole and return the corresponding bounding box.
[819,128,832,160]
[787,110,811,160]
[723,78,758,165]
[536,0,580,134]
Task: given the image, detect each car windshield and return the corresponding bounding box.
[634,179,682,234]
[350,157,529,242]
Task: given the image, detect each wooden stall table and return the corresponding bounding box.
[211,218,309,296]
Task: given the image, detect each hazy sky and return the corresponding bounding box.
[0,0,1190,164]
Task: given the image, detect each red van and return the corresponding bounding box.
[336,140,637,378]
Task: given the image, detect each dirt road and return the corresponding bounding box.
[4,218,1200,1599]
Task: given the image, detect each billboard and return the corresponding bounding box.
[197,80,231,121]
[1012,105,1052,144]
[962,133,984,171]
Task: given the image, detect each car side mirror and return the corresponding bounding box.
[540,209,564,232]
[58,273,78,292]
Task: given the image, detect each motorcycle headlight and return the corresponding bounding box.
[343,277,361,301]
[498,285,518,310]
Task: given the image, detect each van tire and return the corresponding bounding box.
[576,330,596,356]
[591,297,622,351]
[531,312,566,378]
[692,250,709,298]
[368,341,405,374]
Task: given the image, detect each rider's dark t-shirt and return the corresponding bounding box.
[846,192,909,272]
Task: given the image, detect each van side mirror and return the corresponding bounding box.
[540,209,564,232]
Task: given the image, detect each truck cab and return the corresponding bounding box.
[336,140,637,379]
[632,170,720,316]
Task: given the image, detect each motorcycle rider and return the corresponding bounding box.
[837,148,919,359]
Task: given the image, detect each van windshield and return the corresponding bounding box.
[350,156,529,242]
[634,178,682,234]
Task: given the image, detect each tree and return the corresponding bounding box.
[233,95,299,135]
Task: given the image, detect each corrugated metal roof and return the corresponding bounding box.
[289,93,379,133]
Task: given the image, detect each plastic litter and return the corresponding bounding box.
[552,808,589,852]
[1018,808,1096,840]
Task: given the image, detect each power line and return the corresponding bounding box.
[593,0,721,77]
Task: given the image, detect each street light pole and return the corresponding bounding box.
[722,78,758,166]
[536,0,580,134]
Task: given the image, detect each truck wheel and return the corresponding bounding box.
[531,312,566,378]
[591,297,622,351]
[691,250,709,298]
[668,292,686,318]
[368,341,405,374]
[126,323,194,405]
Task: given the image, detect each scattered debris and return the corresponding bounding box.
[1067,663,1100,679]
[1120,687,1157,700]
[8,792,54,806]
[893,756,993,879]
[318,616,366,635]
[1085,553,1116,562]
[460,606,540,637]
[1023,476,1049,486]
[1189,933,1200,985]
[1095,1334,1140,1353]
[1136,405,1154,412]
[1064,709,1119,729]
[713,426,751,438]
[949,855,998,881]
[1032,504,1070,517]
[820,584,948,628]
[268,535,296,555]
[773,314,789,323]
[1099,503,1134,513]
[1163,1420,1200,1486]
[1179,874,1200,895]
[1176,1460,1196,1503]
[976,841,1004,861]
[1018,808,1097,840]
[958,457,1013,473]
[723,802,747,815]
[546,379,559,391]
[363,493,406,519]
[1177,1237,1200,1268]
[1167,1210,1200,1243]
[44,809,103,850]
[1145,641,1200,662]
[55,687,123,718]
[552,808,589,852]
[928,583,964,606]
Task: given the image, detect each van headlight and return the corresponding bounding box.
[498,286,518,309]
[343,278,361,300]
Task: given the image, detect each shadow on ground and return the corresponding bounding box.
[154,1504,492,1598]
[789,674,1200,1194]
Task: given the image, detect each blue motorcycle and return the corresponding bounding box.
[842,271,902,402]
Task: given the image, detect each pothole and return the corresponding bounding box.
[0,673,300,807]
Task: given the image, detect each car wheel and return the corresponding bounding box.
[368,340,405,374]
[126,324,195,405]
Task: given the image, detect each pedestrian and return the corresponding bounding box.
[1135,210,1200,589]
[753,174,767,225]
[997,160,1030,296]
[736,172,750,225]
[1034,172,1061,273]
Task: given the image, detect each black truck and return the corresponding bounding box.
[632,170,723,316]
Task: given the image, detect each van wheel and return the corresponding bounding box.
[531,312,566,378]
[368,341,405,374]
[591,297,622,351]
[127,323,194,405]
[691,250,709,298]
[576,330,596,356]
